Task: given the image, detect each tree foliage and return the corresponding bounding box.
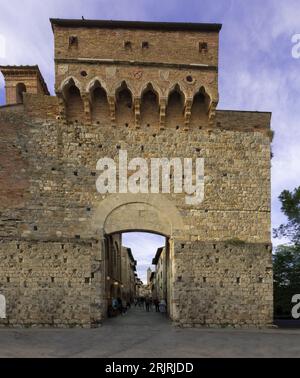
[273,186,300,317]
[273,245,300,289]
[273,244,300,317]
[273,186,300,245]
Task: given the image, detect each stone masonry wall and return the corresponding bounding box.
[24,94,59,120]
[173,242,273,327]
[0,98,272,326]
[0,109,271,242]
[0,238,102,327]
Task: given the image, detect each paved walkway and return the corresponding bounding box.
[0,307,300,358]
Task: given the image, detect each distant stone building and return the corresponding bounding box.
[147,267,152,285]
[152,247,167,302]
[105,233,122,303]
[138,284,151,298]
[135,278,143,297]
[0,66,49,105]
[121,247,137,302]
[149,271,156,299]
[0,18,273,328]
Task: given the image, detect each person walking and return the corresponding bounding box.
[149,298,153,311]
[159,299,167,314]
[110,297,118,317]
[117,297,122,315]
[154,298,160,312]
[122,298,127,315]
[145,297,150,312]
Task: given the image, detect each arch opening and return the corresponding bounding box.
[90,82,110,124]
[65,82,84,123]
[115,82,134,127]
[166,85,185,128]
[190,87,210,128]
[90,194,184,323]
[104,230,171,321]
[16,83,26,104]
[140,84,159,127]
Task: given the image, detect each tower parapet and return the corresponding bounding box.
[50,19,222,127]
[0,65,49,105]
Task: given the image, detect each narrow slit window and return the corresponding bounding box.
[124,41,132,49]
[69,36,78,47]
[199,42,208,53]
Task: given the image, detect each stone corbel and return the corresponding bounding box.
[184,97,193,130]
[134,97,141,129]
[208,100,218,127]
[159,97,167,130]
[56,92,67,122]
[108,95,116,127]
[82,93,91,124]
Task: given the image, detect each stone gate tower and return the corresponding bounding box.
[0,19,273,328]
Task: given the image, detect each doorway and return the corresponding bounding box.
[103,231,172,319]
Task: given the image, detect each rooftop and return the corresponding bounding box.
[50,18,222,33]
[152,247,164,265]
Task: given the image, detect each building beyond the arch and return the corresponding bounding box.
[0,19,273,328]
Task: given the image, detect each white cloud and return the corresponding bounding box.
[216,1,300,246]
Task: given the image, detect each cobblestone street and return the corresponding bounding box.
[0,307,300,358]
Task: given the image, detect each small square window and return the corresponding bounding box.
[69,36,78,47]
[199,42,208,53]
[142,41,149,49]
[124,41,132,49]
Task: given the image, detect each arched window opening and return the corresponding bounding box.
[66,84,84,123]
[116,82,134,127]
[190,88,210,128]
[91,84,109,124]
[140,85,159,127]
[166,86,184,128]
[16,83,27,104]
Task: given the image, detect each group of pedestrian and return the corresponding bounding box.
[108,297,131,317]
[134,296,167,313]
[108,296,167,317]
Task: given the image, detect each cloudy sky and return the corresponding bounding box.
[1,0,300,282]
[122,232,165,283]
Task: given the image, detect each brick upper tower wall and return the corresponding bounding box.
[51,19,221,129]
[52,20,220,66]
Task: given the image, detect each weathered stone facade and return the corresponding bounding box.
[0,19,273,327]
[152,247,167,302]
[120,247,136,303]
